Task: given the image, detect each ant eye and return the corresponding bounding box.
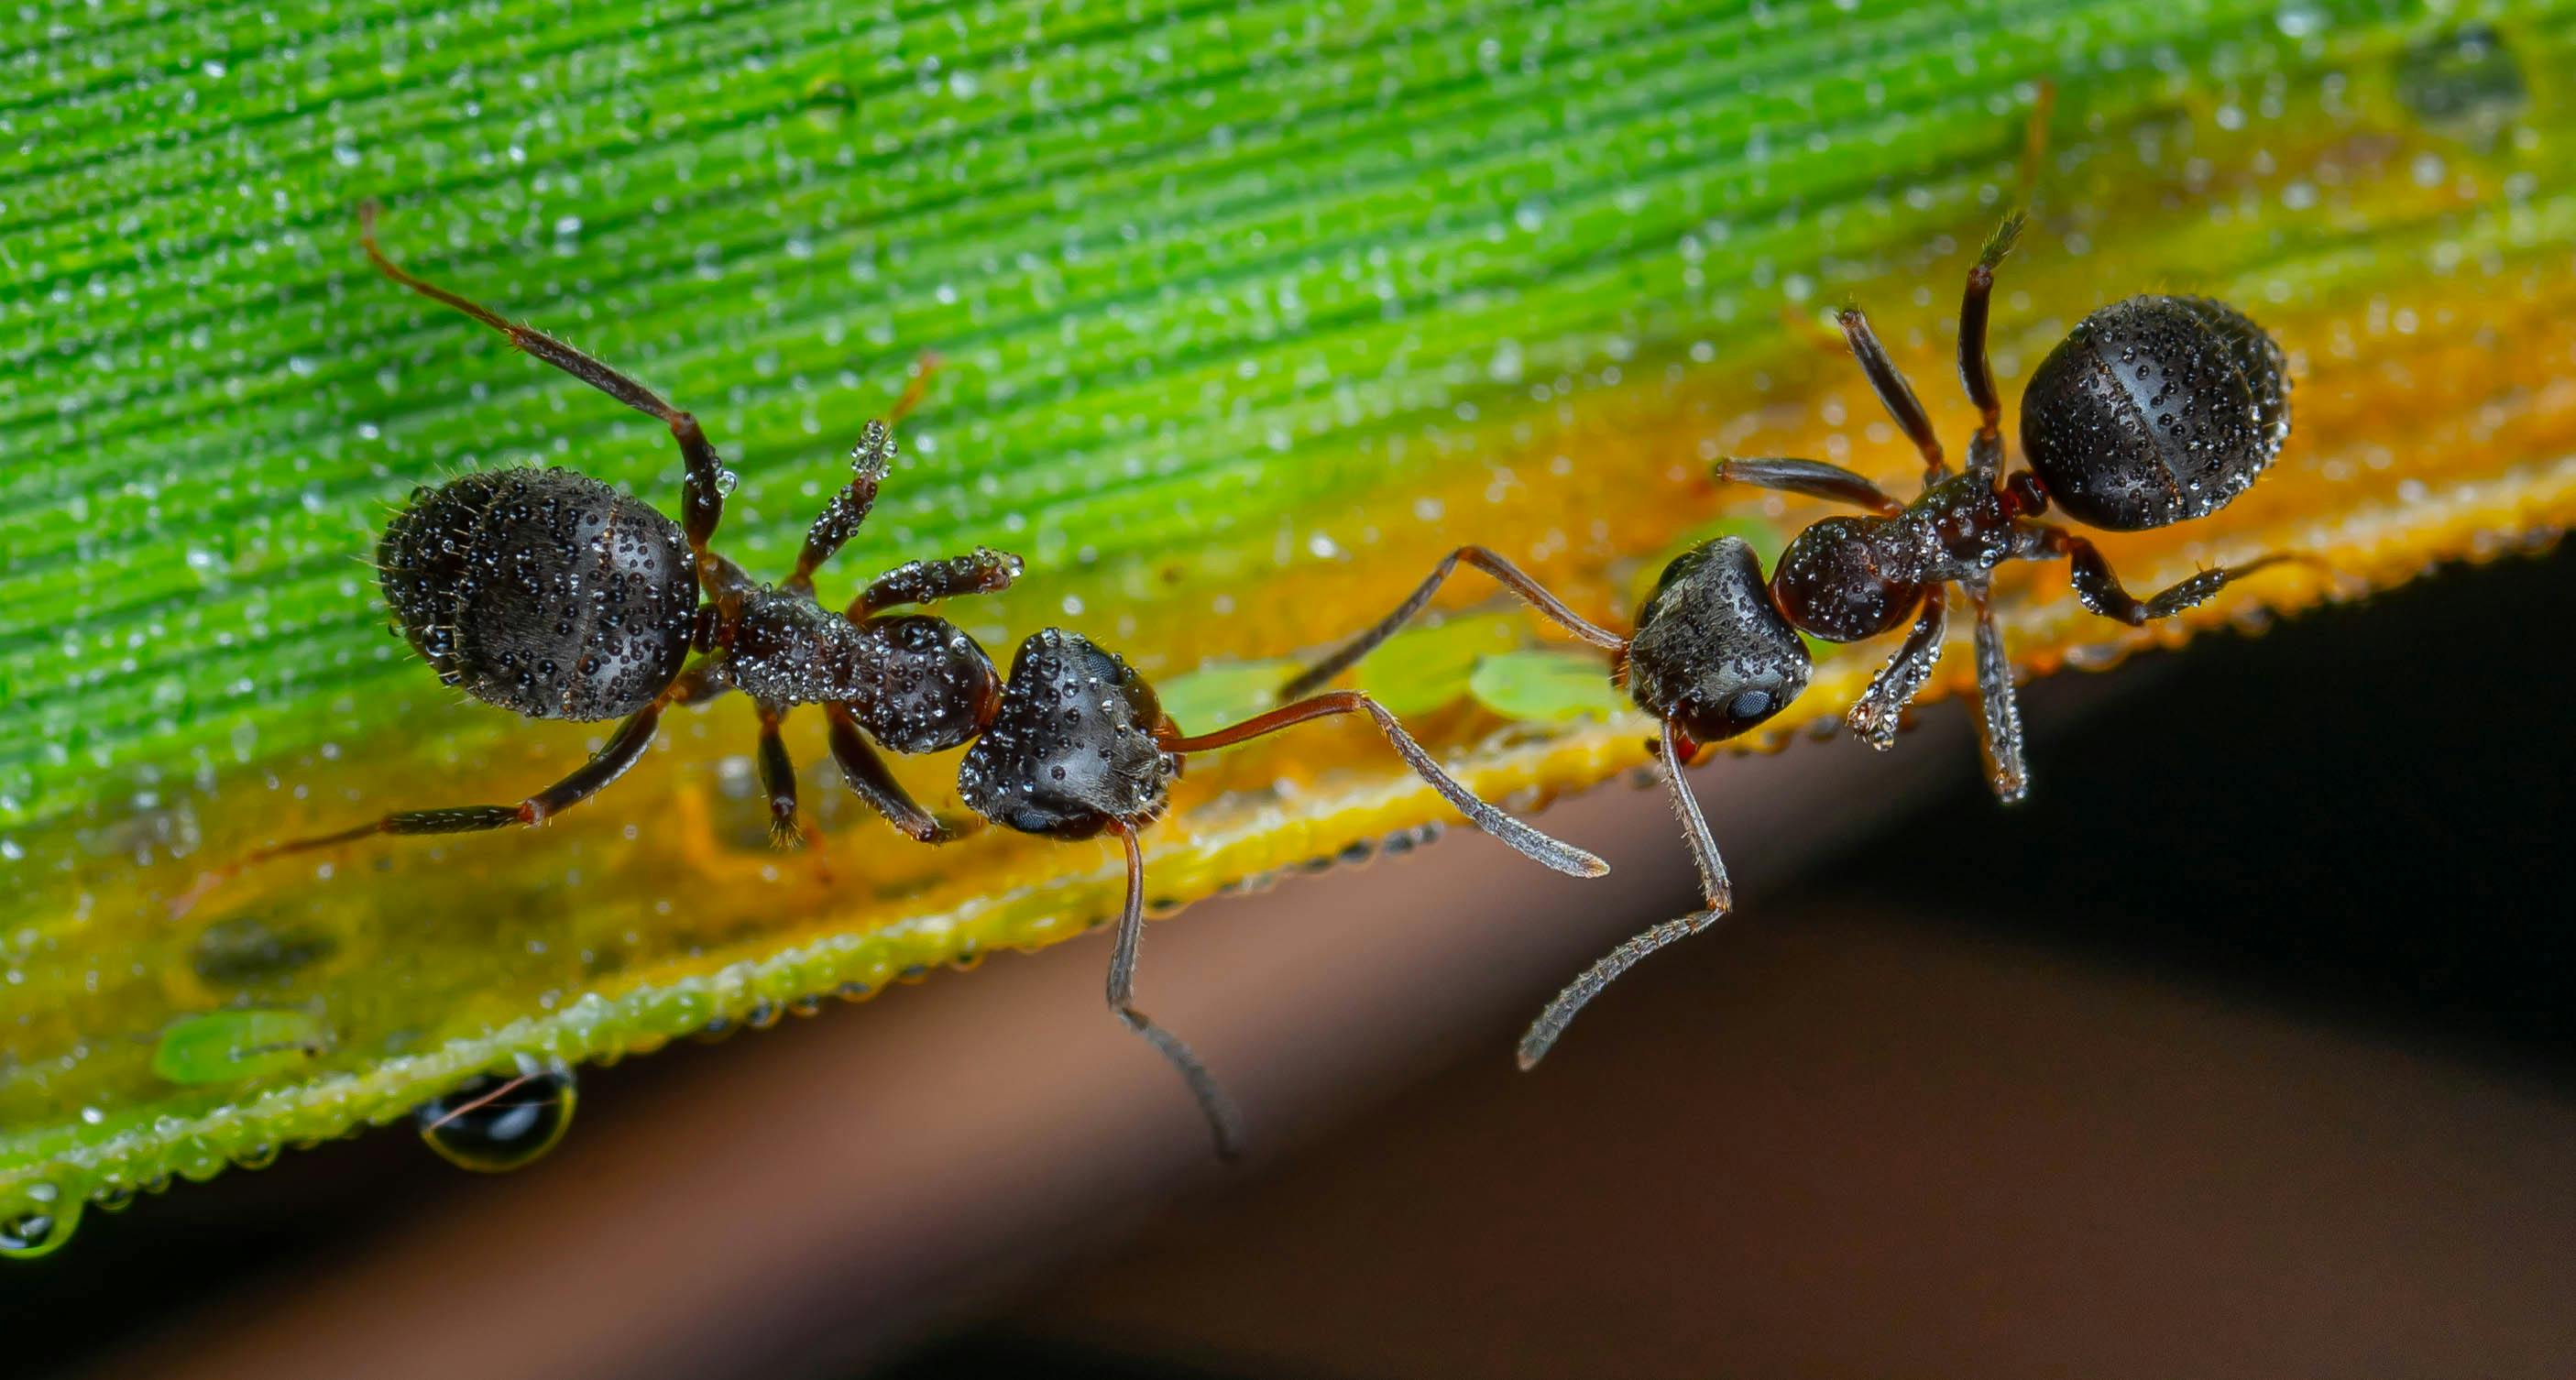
[1726,689,1774,721]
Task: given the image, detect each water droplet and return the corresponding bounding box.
[414,1064,576,1173]
[0,1200,79,1259]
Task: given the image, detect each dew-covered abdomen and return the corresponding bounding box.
[377,468,697,721]
[2019,294,2291,531]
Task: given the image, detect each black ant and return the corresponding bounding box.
[1283,203,2302,1068]
[175,203,1606,1160]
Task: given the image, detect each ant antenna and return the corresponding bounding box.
[1105,822,1246,1162]
[1159,691,1608,879]
[1519,720,1728,1068]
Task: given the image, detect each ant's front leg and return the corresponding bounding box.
[823,704,962,844]
[847,549,1025,620]
[1846,586,1948,749]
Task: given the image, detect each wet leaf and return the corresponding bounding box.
[5,4,2575,1229]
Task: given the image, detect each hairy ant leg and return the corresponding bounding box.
[1846,586,1951,749]
[357,203,732,562]
[848,549,1025,619]
[2033,529,2314,626]
[1964,579,2030,802]
[1836,303,1948,487]
[1715,458,1906,515]
[172,687,688,918]
[824,705,950,844]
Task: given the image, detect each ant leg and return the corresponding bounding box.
[1279,547,1627,701]
[846,549,1025,619]
[1716,457,1905,516]
[357,203,730,559]
[1103,821,1246,1162]
[2039,529,2314,625]
[784,356,942,592]
[1963,579,2029,803]
[1961,85,2052,481]
[785,422,893,593]
[1845,586,1949,749]
[1957,214,2026,484]
[171,695,670,917]
[1159,691,1608,879]
[1518,719,1727,1069]
[1836,303,1946,487]
[824,704,948,843]
[754,708,813,849]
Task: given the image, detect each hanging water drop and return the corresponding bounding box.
[413,1063,576,1173]
[0,1199,80,1260]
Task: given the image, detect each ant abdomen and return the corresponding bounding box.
[378,468,698,721]
[2019,294,2291,531]
[1625,537,1810,744]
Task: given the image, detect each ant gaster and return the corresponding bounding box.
[177,203,1607,1161]
[1284,209,2300,1069]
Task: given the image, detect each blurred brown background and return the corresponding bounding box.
[14,547,2575,1379]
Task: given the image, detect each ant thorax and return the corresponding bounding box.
[1873,472,2023,585]
[724,591,998,752]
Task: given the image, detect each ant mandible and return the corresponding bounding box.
[175,203,1607,1160]
[1282,159,2303,1070]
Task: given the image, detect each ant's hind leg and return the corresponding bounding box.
[356,202,731,557]
[170,696,671,917]
[1104,822,1246,1162]
[1717,457,1906,516]
[2044,530,2315,626]
[1518,720,1728,1069]
[1965,581,2029,803]
[1279,547,1627,701]
[1846,586,1949,750]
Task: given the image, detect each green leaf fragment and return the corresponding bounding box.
[1469,651,1632,726]
[1352,615,1527,717]
[1155,661,1300,740]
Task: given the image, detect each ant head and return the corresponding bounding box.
[1769,516,1925,642]
[957,630,1177,840]
[1624,537,1811,744]
[843,614,1003,754]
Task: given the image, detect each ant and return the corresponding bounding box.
[1283,160,2302,1069]
[174,203,1607,1161]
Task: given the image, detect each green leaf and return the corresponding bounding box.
[6,1,2576,1239]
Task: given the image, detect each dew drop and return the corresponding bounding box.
[0,1200,79,1260]
[414,1063,576,1173]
